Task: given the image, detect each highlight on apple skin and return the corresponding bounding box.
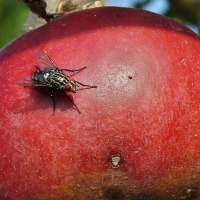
[0,6,200,200]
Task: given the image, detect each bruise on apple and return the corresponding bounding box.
[0,6,200,200]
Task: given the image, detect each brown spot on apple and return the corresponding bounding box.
[115,14,121,18]
[128,75,133,80]
[110,154,121,168]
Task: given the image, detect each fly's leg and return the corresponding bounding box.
[68,96,81,114]
[46,89,56,115]
[62,91,81,114]
[60,66,87,73]
[34,65,40,70]
[75,81,97,88]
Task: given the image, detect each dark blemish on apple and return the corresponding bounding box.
[104,187,125,200]
[110,154,121,168]
[184,188,197,200]
[128,75,133,80]
[116,14,121,18]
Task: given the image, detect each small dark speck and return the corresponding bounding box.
[115,14,121,18]
[128,76,133,80]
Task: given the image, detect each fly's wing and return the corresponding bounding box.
[35,50,60,71]
[17,76,47,87]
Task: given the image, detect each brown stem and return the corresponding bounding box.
[22,0,104,33]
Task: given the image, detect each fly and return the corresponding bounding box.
[17,50,97,114]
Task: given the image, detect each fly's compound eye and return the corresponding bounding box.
[65,84,72,91]
[65,84,76,93]
[70,78,76,83]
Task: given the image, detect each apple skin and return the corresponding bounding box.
[1,6,200,200]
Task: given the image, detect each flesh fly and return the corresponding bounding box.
[17,50,97,114]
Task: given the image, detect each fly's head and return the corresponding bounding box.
[65,78,76,93]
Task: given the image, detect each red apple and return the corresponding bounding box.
[0,7,200,200]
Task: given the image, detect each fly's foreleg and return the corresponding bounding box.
[75,81,97,88]
[62,91,81,114]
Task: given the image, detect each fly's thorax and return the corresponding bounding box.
[32,69,53,83]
